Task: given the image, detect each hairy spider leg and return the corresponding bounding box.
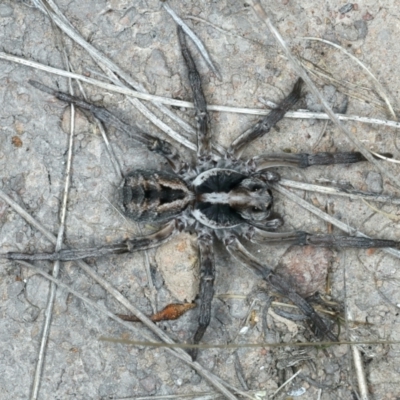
[2,220,180,261]
[177,26,217,358]
[223,233,338,341]
[190,231,215,360]
[237,226,400,340]
[227,77,368,170]
[177,26,211,159]
[253,151,366,170]
[248,227,400,250]
[28,80,186,173]
[229,78,303,156]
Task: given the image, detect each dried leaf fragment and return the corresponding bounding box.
[12,136,23,147]
[117,302,196,322]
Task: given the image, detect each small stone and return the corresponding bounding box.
[305,85,348,113]
[0,4,13,18]
[61,108,90,134]
[25,274,50,309]
[339,3,353,14]
[278,247,332,297]
[335,24,359,42]
[7,297,40,323]
[136,31,156,48]
[365,171,382,193]
[7,281,25,298]
[363,12,374,21]
[354,20,368,39]
[89,283,106,300]
[155,233,199,302]
[140,376,156,393]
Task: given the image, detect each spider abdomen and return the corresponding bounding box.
[121,170,193,222]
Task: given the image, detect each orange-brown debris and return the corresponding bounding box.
[117,302,196,322]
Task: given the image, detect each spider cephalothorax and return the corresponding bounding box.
[192,169,277,228]
[3,26,400,361]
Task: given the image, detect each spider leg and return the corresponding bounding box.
[28,80,185,173]
[221,232,338,342]
[253,151,365,170]
[190,231,215,360]
[177,26,211,160]
[303,233,400,249]
[229,78,303,156]
[246,227,400,249]
[1,220,179,261]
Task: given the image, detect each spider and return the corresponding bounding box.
[2,26,400,361]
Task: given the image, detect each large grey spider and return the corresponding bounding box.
[2,26,400,360]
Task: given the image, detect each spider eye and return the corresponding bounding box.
[252,206,261,212]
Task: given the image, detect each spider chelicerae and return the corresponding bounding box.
[2,26,400,360]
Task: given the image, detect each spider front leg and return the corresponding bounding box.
[222,232,338,342]
[229,78,303,156]
[1,220,179,261]
[248,227,400,250]
[177,27,211,160]
[190,230,215,360]
[28,80,185,173]
[227,76,369,168]
[253,151,366,170]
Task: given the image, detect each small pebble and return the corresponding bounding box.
[339,3,353,14]
[0,4,13,18]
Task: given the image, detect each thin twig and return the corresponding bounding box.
[185,15,263,46]
[279,179,400,205]
[96,337,400,349]
[15,260,148,340]
[361,199,400,222]
[341,251,355,397]
[162,2,222,80]
[2,51,400,131]
[300,36,396,119]
[129,393,221,400]
[234,352,250,391]
[261,92,400,127]
[30,0,199,151]
[370,151,400,164]
[72,62,124,180]
[299,57,388,111]
[271,369,302,398]
[30,46,76,400]
[350,335,369,400]
[0,52,191,106]
[312,120,329,150]
[1,189,238,399]
[274,184,400,261]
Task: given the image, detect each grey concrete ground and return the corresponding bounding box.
[1,1,400,399]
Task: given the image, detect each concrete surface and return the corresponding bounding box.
[1,1,400,399]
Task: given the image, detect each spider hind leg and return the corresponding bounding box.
[190,231,215,360]
[223,231,338,342]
